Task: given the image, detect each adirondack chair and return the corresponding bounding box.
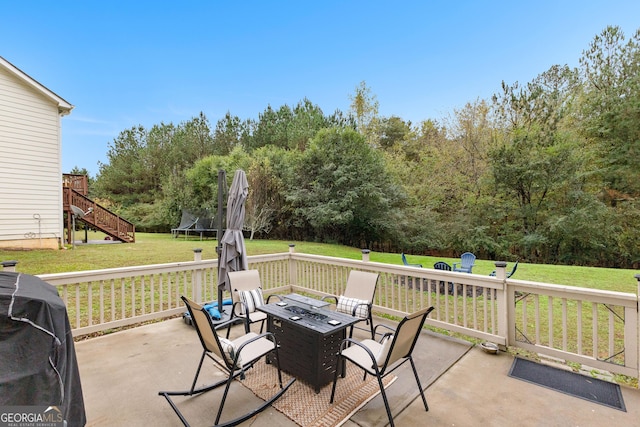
[452,252,475,273]
[433,261,452,271]
[401,253,422,268]
[433,261,454,294]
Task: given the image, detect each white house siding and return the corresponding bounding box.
[0,65,63,249]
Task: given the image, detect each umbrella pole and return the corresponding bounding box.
[216,169,226,313]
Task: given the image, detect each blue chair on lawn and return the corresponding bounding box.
[402,253,422,268]
[453,252,476,273]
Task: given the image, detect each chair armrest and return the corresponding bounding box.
[230,332,279,369]
[230,301,249,317]
[321,295,338,305]
[338,338,383,374]
[236,331,278,354]
[373,323,396,339]
[379,332,394,342]
[351,301,372,317]
[265,294,283,303]
[213,316,246,331]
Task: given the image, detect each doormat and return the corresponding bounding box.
[508,357,626,411]
[241,359,396,427]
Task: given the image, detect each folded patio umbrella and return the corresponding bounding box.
[217,170,249,303]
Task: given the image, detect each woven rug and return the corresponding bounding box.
[240,359,396,427]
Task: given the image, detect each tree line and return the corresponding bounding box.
[83,26,639,268]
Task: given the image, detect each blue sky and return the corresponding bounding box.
[2,1,639,176]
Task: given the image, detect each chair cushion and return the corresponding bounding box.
[218,337,243,367]
[375,335,394,367]
[239,288,264,314]
[336,296,369,319]
[247,311,267,323]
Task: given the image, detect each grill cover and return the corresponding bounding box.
[0,271,86,426]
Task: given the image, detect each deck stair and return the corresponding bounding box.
[62,174,135,244]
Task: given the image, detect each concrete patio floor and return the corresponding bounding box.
[74,316,640,426]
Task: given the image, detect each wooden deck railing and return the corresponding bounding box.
[33,247,640,379]
[63,173,88,196]
[63,188,135,243]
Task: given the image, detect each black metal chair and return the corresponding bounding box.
[158,296,295,427]
[330,306,435,427]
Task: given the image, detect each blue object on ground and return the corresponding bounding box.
[204,306,221,319]
[183,299,232,323]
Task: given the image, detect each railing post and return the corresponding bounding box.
[361,249,370,263]
[495,261,507,280]
[193,249,203,303]
[1,260,18,272]
[288,244,297,290]
[495,261,509,346]
[635,274,640,376]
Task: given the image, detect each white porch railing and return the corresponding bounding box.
[30,246,640,379]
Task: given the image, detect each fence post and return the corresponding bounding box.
[1,260,18,272]
[193,249,203,303]
[635,274,640,377]
[361,249,370,263]
[495,261,507,280]
[495,261,509,346]
[289,244,297,290]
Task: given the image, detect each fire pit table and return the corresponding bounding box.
[257,293,360,393]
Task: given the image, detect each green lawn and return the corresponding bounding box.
[1,232,637,294]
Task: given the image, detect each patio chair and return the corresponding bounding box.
[489,260,519,278]
[322,270,379,339]
[329,306,435,427]
[228,269,282,337]
[401,252,422,268]
[452,252,476,273]
[159,296,295,427]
